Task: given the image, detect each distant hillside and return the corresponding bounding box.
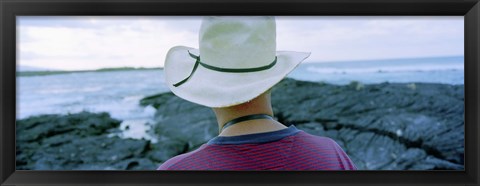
[18,65,58,72]
[17,67,163,77]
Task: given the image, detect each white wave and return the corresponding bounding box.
[37,86,103,94]
[115,119,157,143]
[306,64,464,74]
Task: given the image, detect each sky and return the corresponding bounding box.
[17,16,464,71]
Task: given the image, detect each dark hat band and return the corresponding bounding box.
[173,51,277,87]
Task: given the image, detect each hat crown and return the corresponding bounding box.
[199,16,276,68]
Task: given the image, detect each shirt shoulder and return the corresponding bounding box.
[291,131,357,170]
[157,145,207,170]
[157,126,357,170]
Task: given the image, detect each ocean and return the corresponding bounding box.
[290,56,464,85]
[16,56,464,141]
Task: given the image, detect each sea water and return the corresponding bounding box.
[17,70,168,141]
[16,56,464,141]
[289,56,464,85]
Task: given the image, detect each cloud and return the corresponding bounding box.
[18,16,463,70]
[18,17,200,70]
[276,16,463,62]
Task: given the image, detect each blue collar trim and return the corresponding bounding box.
[207,125,300,145]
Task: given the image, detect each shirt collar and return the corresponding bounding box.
[207,125,300,145]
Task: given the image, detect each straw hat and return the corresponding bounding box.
[164,16,310,108]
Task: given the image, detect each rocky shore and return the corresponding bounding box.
[16,112,158,170]
[16,78,464,170]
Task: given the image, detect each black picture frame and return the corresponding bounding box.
[1,0,479,185]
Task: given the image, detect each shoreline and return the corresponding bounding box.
[16,78,464,170]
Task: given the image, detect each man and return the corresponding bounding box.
[158,16,356,170]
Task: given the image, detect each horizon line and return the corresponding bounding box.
[19,54,464,72]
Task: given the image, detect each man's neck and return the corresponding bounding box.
[212,92,287,136]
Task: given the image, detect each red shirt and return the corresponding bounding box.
[157,126,357,170]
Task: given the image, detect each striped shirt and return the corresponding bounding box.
[157,125,357,170]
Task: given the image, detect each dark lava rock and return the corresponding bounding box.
[16,111,157,170]
[272,79,464,170]
[143,78,464,170]
[140,92,176,109]
[16,111,120,142]
[148,94,218,152]
[16,78,464,170]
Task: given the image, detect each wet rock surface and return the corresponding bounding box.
[16,112,157,170]
[17,78,464,170]
[146,78,464,170]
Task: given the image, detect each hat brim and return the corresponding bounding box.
[164,46,310,108]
